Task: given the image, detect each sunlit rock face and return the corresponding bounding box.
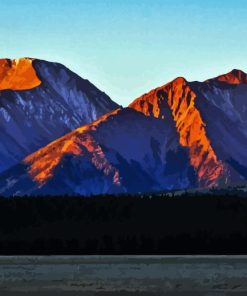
[129,77,224,187]
[0,69,246,196]
[210,69,247,85]
[0,58,118,172]
[0,58,41,90]
[24,109,122,187]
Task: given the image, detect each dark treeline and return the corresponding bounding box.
[0,188,247,255]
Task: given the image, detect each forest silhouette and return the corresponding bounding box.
[0,187,247,254]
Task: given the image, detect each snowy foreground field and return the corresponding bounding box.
[0,256,246,295]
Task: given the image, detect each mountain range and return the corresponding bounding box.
[0,58,246,196]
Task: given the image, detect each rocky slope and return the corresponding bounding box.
[0,107,195,196]
[0,58,118,172]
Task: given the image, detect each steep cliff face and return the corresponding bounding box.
[0,58,118,172]
[129,78,224,187]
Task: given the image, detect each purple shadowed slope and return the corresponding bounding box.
[0,58,118,172]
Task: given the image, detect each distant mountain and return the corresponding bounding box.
[0,69,246,196]
[0,58,118,172]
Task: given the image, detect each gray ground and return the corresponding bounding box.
[0,256,247,295]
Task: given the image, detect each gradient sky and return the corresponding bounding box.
[1,0,247,106]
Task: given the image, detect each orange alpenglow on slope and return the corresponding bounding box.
[212,69,247,85]
[0,58,41,90]
[129,77,225,187]
[23,109,121,186]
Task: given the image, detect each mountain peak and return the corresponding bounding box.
[212,69,247,85]
[171,76,187,85]
[129,75,224,187]
[0,57,41,90]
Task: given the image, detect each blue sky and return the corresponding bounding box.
[0,0,247,105]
